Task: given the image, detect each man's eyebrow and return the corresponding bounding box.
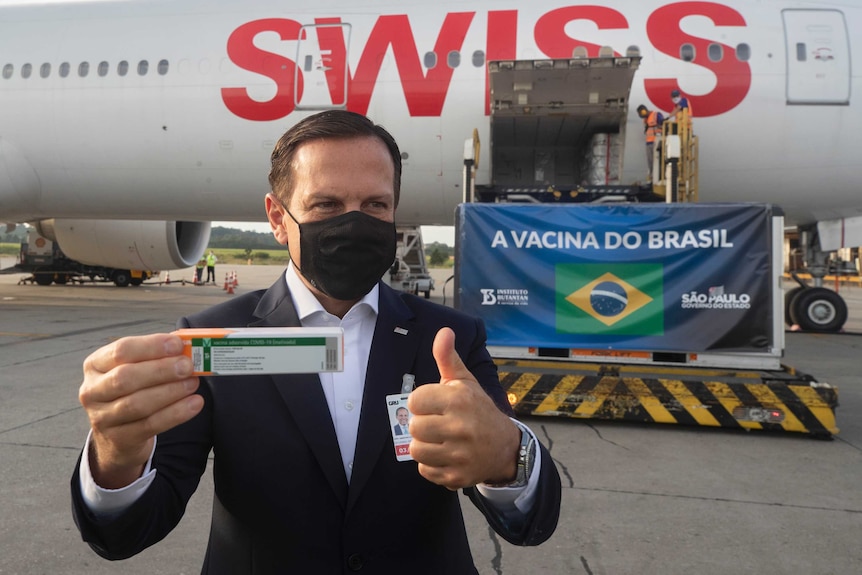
[303,191,342,203]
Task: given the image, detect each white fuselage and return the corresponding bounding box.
[0,0,859,230]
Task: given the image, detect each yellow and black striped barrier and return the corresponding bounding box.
[497,359,838,438]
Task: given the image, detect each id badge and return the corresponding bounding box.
[386,393,413,462]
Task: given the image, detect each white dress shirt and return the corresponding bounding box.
[80,262,540,516]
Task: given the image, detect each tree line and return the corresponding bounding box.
[210,226,453,254]
[208,226,287,250]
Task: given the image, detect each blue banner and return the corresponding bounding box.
[455,203,775,352]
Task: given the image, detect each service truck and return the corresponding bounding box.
[387,226,435,298]
[2,228,154,287]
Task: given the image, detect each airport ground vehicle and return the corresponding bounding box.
[453,56,838,437]
[387,227,435,298]
[2,229,154,287]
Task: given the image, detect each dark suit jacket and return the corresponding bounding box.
[393,424,409,436]
[71,278,561,574]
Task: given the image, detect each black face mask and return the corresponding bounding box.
[287,209,396,301]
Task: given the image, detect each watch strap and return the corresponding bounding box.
[485,420,536,488]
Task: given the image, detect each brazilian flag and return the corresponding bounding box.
[556,263,664,335]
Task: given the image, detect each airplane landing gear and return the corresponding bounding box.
[785,225,850,333]
[786,286,848,332]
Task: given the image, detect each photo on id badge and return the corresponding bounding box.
[386,393,413,462]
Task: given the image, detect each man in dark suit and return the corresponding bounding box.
[71,110,561,573]
[393,407,410,436]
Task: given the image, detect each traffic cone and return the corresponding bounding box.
[227,282,235,295]
[165,271,171,285]
[223,272,229,291]
[232,270,239,287]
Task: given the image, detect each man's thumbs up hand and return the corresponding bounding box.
[432,326,474,386]
[407,328,520,490]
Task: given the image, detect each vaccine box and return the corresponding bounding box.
[174,327,344,375]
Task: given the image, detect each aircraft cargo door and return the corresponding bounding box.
[295,22,351,110]
[487,55,640,193]
[782,9,850,105]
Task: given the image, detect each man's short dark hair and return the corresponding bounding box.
[269,110,402,207]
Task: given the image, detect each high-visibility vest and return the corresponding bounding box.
[645,111,661,143]
[677,97,693,117]
[676,99,693,129]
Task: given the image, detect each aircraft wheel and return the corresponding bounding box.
[789,287,847,332]
[784,286,806,326]
[112,270,131,287]
[34,272,53,286]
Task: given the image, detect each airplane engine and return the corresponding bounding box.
[34,219,211,271]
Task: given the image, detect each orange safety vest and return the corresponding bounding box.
[645,111,661,143]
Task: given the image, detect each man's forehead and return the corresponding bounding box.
[293,135,391,160]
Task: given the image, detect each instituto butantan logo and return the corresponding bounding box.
[480,288,529,306]
[556,264,664,335]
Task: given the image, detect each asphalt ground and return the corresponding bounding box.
[0,260,860,575]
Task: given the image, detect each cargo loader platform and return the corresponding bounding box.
[497,358,838,438]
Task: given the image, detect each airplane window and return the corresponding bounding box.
[796,43,806,62]
[424,52,436,69]
[118,60,129,76]
[79,62,90,77]
[708,44,723,62]
[472,50,485,67]
[138,60,148,76]
[447,51,460,69]
[59,62,70,78]
[680,44,695,62]
[98,61,109,77]
[21,63,32,79]
[2,64,12,79]
[158,59,169,75]
[40,63,51,78]
[736,43,751,62]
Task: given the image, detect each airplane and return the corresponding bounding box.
[0,0,859,332]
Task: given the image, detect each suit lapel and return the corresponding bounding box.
[249,278,348,509]
[347,285,423,513]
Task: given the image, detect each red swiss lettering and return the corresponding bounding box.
[346,13,475,116]
[534,6,628,58]
[645,2,751,117]
[485,10,518,115]
[221,19,304,122]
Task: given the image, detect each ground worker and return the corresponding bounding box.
[637,104,663,181]
[667,89,692,126]
[205,250,217,283]
[194,258,205,285]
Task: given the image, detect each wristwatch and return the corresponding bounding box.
[488,420,536,488]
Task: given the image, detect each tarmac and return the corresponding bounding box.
[0,259,860,575]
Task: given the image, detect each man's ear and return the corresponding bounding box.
[265,193,290,245]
